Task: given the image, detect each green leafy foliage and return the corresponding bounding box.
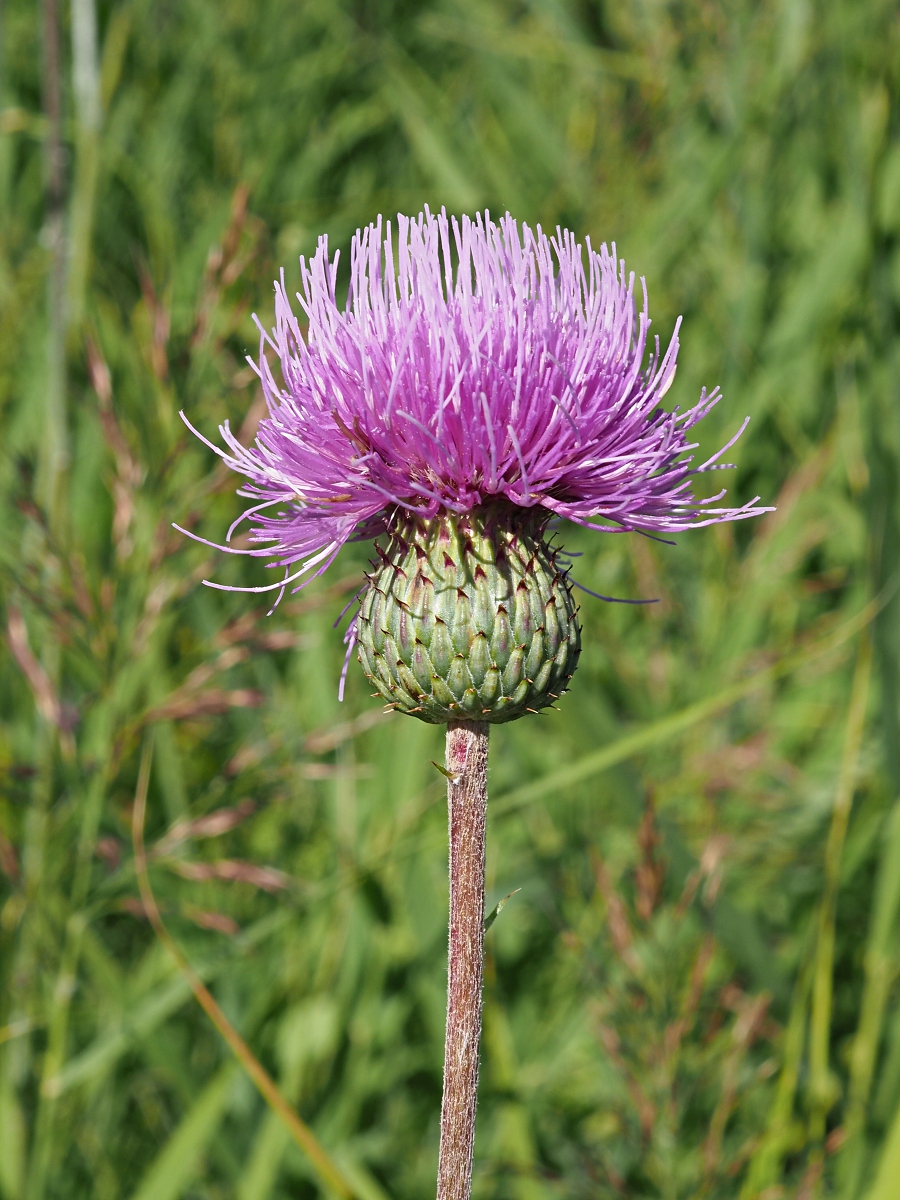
[1,0,899,1196]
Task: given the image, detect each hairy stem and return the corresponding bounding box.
[437,720,489,1200]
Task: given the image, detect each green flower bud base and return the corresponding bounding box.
[357,503,581,723]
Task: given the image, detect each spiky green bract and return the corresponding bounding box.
[357,504,581,724]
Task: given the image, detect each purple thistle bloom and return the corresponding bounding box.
[179,208,767,611]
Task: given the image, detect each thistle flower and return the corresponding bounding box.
[179,208,768,1200]
[180,208,765,720]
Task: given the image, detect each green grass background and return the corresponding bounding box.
[1,0,899,1196]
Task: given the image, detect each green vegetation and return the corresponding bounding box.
[1,0,898,1196]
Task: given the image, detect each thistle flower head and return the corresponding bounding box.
[181,208,767,718]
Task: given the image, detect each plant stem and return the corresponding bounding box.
[437,720,489,1200]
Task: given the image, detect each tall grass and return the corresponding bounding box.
[0,0,898,1196]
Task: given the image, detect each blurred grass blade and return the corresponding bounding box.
[127,1063,237,1200]
[46,910,289,1098]
[236,1108,290,1200]
[494,600,881,815]
[131,737,363,1200]
[45,973,198,1097]
[380,52,480,211]
[839,796,900,1196]
[330,1154,394,1200]
[740,958,813,1196]
[418,11,651,79]
[808,634,872,1149]
[67,0,101,338]
[860,1096,900,1200]
[38,0,68,524]
[0,1071,26,1200]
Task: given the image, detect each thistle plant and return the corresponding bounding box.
[181,209,766,1200]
